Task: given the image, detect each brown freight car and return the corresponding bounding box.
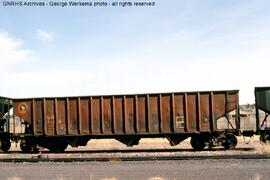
[12,90,239,152]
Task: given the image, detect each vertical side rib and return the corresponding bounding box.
[32,99,36,134]
[135,95,139,133]
[112,96,116,134]
[78,97,82,134]
[66,98,69,135]
[171,93,175,132]
[197,93,201,131]
[54,98,58,135]
[159,94,163,132]
[43,98,47,135]
[184,93,189,132]
[146,95,150,132]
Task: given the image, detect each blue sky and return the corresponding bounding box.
[0,0,270,103]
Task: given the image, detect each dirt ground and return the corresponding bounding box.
[1,159,270,180]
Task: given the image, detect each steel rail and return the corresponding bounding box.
[0,147,255,154]
[1,154,270,163]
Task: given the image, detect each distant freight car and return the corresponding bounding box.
[252,87,270,142]
[0,90,239,152]
[0,97,12,151]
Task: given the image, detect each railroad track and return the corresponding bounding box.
[1,147,255,154]
[1,154,269,162]
[1,147,266,162]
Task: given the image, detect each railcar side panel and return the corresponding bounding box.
[80,98,90,134]
[199,93,210,132]
[125,96,135,134]
[162,94,173,133]
[13,90,239,136]
[34,99,44,134]
[174,94,185,132]
[57,99,67,135]
[103,97,112,134]
[149,95,159,133]
[137,96,147,133]
[114,97,123,134]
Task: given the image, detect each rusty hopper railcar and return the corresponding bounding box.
[1,90,240,152]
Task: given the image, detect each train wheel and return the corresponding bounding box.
[260,134,270,144]
[190,135,206,151]
[20,139,37,153]
[49,143,68,153]
[222,134,237,150]
[259,134,265,143]
[20,144,32,153]
[0,138,11,152]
